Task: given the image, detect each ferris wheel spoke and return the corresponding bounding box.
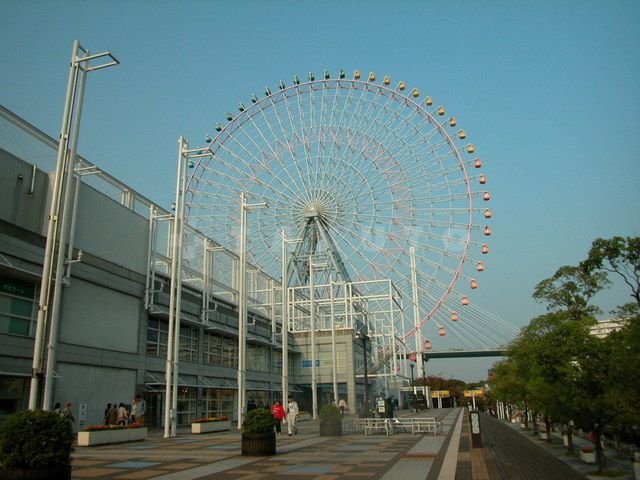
[241,111,306,193]
[214,142,298,202]
[280,89,316,191]
[186,73,494,352]
[220,123,301,198]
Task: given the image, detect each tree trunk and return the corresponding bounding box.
[544,414,551,442]
[594,430,607,474]
[532,411,539,435]
[566,423,574,454]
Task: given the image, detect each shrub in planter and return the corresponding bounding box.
[0,410,74,480]
[192,416,229,423]
[319,404,342,436]
[241,409,275,456]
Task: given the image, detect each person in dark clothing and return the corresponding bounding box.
[386,397,395,419]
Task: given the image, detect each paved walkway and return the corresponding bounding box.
[70,409,638,479]
[496,415,635,480]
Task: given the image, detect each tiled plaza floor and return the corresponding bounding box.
[71,409,458,480]
[73,408,637,480]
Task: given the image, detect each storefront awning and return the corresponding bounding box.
[148,304,201,324]
[145,371,238,391]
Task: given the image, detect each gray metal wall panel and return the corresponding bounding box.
[0,149,48,233]
[55,363,136,431]
[61,278,140,354]
[73,183,148,275]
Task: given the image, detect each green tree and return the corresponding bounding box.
[581,236,640,308]
[533,265,610,319]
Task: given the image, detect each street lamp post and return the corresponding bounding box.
[409,363,416,412]
[29,40,118,411]
[362,333,370,417]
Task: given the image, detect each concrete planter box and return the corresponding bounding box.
[191,420,231,434]
[77,427,147,447]
[580,450,596,464]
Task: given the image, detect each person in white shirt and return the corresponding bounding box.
[286,395,299,436]
[338,398,347,415]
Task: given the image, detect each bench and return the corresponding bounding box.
[364,418,392,435]
[392,417,442,435]
[342,418,367,434]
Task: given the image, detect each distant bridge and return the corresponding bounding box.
[422,349,507,359]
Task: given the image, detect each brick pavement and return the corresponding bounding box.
[73,409,637,480]
[71,409,460,480]
[479,413,588,480]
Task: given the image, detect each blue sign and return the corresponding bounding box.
[302,360,320,368]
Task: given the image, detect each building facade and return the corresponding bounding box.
[0,107,381,429]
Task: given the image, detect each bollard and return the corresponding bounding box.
[469,409,482,448]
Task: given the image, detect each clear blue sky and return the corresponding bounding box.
[2,0,639,381]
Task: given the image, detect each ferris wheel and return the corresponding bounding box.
[185,69,492,347]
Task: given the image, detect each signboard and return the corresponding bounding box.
[302,360,320,368]
[78,403,87,431]
[464,389,484,397]
[431,390,450,398]
[469,410,482,447]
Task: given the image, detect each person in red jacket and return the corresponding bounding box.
[271,400,286,435]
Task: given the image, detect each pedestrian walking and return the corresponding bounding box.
[60,402,74,421]
[105,402,117,425]
[130,396,138,424]
[271,400,286,435]
[135,395,146,426]
[386,396,395,419]
[338,398,347,415]
[116,402,129,426]
[286,395,299,436]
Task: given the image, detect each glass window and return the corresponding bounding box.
[179,324,198,363]
[221,336,238,368]
[146,317,168,357]
[203,333,222,365]
[202,388,234,419]
[0,275,36,337]
[176,387,196,426]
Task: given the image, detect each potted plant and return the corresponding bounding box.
[319,404,342,436]
[0,410,74,480]
[241,409,276,456]
[579,446,596,464]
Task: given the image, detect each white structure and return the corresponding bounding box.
[590,318,627,339]
[0,105,399,429]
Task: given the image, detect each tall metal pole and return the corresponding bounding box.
[42,49,88,411]
[330,277,338,404]
[309,255,318,419]
[409,247,425,379]
[281,231,289,405]
[29,41,80,410]
[29,40,118,410]
[164,137,187,438]
[237,194,267,429]
[170,137,188,437]
[237,193,247,429]
[362,333,369,416]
